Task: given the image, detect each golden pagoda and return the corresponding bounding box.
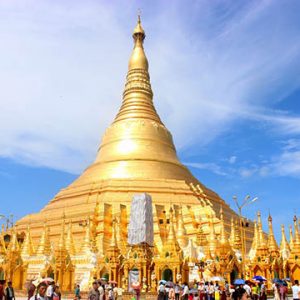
[1,16,300,291]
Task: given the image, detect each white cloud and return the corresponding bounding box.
[228,156,237,164]
[185,162,227,176]
[0,1,300,173]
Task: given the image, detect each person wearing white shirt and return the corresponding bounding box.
[292,280,300,300]
[182,283,189,300]
[30,282,47,300]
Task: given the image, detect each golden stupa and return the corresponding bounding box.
[4,16,300,292]
[17,16,245,249]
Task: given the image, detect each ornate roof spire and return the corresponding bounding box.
[289,225,294,250]
[80,218,93,254]
[291,216,300,255]
[167,207,177,243]
[21,225,35,257]
[249,221,258,260]
[218,207,231,255]
[8,227,19,252]
[66,221,76,256]
[110,217,118,247]
[233,220,242,250]
[267,214,279,256]
[177,206,188,248]
[280,224,290,260]
[36,224,51,256]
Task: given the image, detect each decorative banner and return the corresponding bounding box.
[129,269,139,292]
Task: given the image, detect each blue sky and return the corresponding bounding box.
[0,0,300,242]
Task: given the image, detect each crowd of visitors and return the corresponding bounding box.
[156,278,299,300]
[87,280,118,300]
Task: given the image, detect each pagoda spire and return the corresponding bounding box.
[267,214,279,256]
[249,221,258,260]
[36,224,51,256]
[289,225,294,250]
[291,216,300,254]
[113,15,161,124]
[177,206,188,248]
[257,211,266,248]
[8,227,19,252]
[66,221,76,256]
[110,217,118,247]
[280,224,290,260]
[218,207,231,255]
[167,207,177,244]
[233,220,242,250]
[21,225,35,257]
[80,218,93,254]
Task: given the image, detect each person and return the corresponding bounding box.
[52,286,61,300]
[113,284,118,300]
[231,288,247,300]
[98,284,105,300]
[5,281,15,300]
[88,281,100,300]
[108,287,114,300]
[279,282,288,300]
[157,282,166,300]
[30,282,47,300]
[74,284,81,300]
[198,282,205,300]
[46,281,55,300]
[0,281,5,300]
[27,280,36,300]
[243,282,251,298]
[251,283,259,300]
[208,282,215,300]
[273,283,280,300]
[292,280,300,300]
[169,285,175,300]
[175,283,181,300]
[182,283,189,300]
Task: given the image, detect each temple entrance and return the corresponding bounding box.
[162,269,173,281]
[230,266,238,284]
[100,268,109,281]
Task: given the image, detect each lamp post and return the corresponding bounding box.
[232,195,258,276]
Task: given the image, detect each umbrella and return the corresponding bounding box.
[41,277,54,283]
[283,278,290,282]
[234,279,245,285]
[273,279,284,285]
[211,276,224,282]
[252,276,266,282]
[159,280,167,285]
